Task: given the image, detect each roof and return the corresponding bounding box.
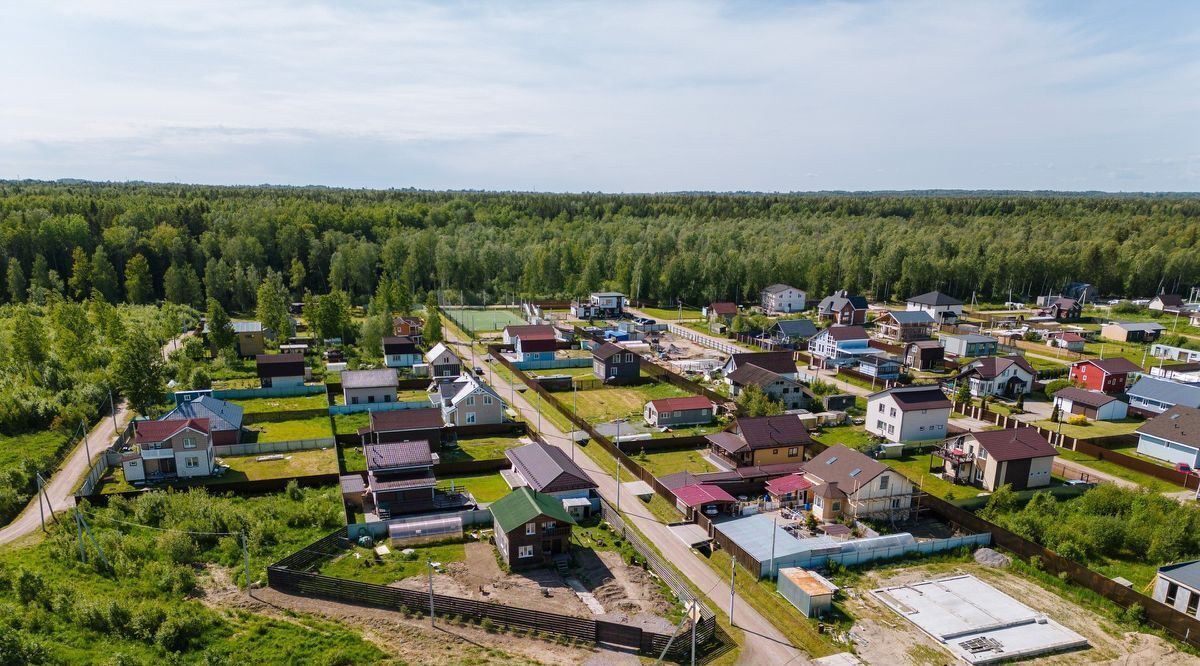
[647,396,713,412]
[941,333,998,345]
[906,291,963,307]
[806,445,889,489]
[770,319,818,339]
[368,471,437,491]
[1053,387,1119,409]
[162,396,243,431]
[824,325,870,342]
[1050,297,1080,310]
[382,336,417,354]
[342,368,398,389]
[369,407,445,432]
[504,325,557,341]
[1075,357,1142,375]
[339,474,366,495]
[908,340,943,350]
[714,514,842,564]
[672,484,736,507]
[1158,560,1200,590]
[364,440,433,470]
[709,302,738,316]
[1154,294,1187,308]
[859,354,901,368]
[441,374,503,409]
[1107,321,1166,333]
[736,415,812,449]
[505,441,597,493]
[727,363,789,388]
[256,353,305,378]
[593,342,627,361]
[1127,377,1200,408]
[871,385,952,411]
[1137,405,1200,448]
[1060,332,1086,342]
[135,418,210,444]
[813,481,847,499]
[425,342,459,362]
[762,283,798,295]
[765,473,813,495]
[878,310,935,325]
[231,321,264,333]
[962,355,1035,379]
[489,487,577,533]
[819,291,868,311]
[968,429,1057,461]
[516,337,557,352]
[707,431,752,455]
[779,568,838,597]
[729,351,796,375]
[592,291,625,298]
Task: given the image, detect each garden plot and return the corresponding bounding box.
[571,381,694,425]
[245,414,334,442]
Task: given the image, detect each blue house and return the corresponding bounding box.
[857,355,902,380]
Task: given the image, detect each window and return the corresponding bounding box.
[351,396,360,405]
[609,366,617,377]
[831,501,841,512]
[919,426,925,432]
[1188,591,1199,616]
[673,411,681,417]
[878,403,884,413]
[1167,582,1179,605]
[542,521,556,532]
[975,468,984,481]
[183,437,196,449]
[879,475,889,490]
[876,420,886,431]
[625,353,634,363]
[891,498,901,508]
[185,456,199,469]
[367,395,376,404]
[526,523,537,536]
[978,448,988,460]
[788,447,799,457]
[518,545,534,559]
[889,407,897,417]
[465,396,475,406]
[483,395,493,405]
[466,412,476,424]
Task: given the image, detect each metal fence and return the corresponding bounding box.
[511,358,592,371]
[762,533,992,577]
[328,400,433,415]
[666,324,744,355]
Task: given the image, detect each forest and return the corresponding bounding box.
[0,182,1197,314]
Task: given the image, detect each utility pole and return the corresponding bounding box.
[36,473,45,532]
[728,556,736,627]
[428,559,436,627]
[769,516,778,580]
[80,421,91,463]
[109,387,118,434]
[242,532,251,595]
[690,601,698,666]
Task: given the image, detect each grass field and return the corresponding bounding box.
[1055,448,1179,492]
[230,394,329,413]
[444,307,526,332]
[333,412,369,435]
[1082,340,1151,366]
[438,472,511,502]
[634,447,718,477]
[318,540,467,585]
[637,306,703,321]
[332,389,429,406]
[246,415,334,442]
[103,448,339,493]
[572,382,693,423]
[442,434,527,462]
[1031,418,1144,439]
[0,430,70,473]
[529,366,594,378]
[812,425,878,451]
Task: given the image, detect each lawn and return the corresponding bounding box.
[834,372,889,392]
[0,430,70,473]
[438,473,511,503]
[246,415,334,442]
[229,394,328,414]
[102,448,339,493]
[637,306,703,321]
[571,382,693,424]
[1031,418,1144,440]
[442,434,528,462]
[317,540,467,585]
[444,307,525,333]
[332,389,430,406]
[633,447,718,477]
[530,366,594,378]
[812,424,878,451]
[879,454,986,501]
[1055,448,1179,492]
[1082,340,1151,366]
[332,412,369,435]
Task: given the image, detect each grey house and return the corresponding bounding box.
[341,368,398,405]
[766,319,819,347]
[1126,376,1200,417]
[940,333,998,358]
[434,373,507,426]
[643,396,715,427]
[592,342,639,384]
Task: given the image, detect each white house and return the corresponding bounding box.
[382,336,422,368]
[953,356,1035,398]
[425,343,463,379]
[1135,406,1200,468]
[805,445,915,521]
[1154,560,1200,620]
[760,284,806,314]
[937,429,1057,491]
[905,291,964,324]
[866,386,952,443]
[807,325,878,367]
[341,368,398,405]
[122,418,216,483]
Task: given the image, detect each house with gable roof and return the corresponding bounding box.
[803,445,913,521]
[706,415,811,468]
[160,395,243,445]
[816,290,868,325]
[873,310,935,342]
[760,284,806,314]
[953,355,1035,398]
[866,385,952,443]
[504,441,598,518]
[807,325,878,367]
[502,325,558,362]
[425,342,463,379]
[1069,357,1142,394]
[935,429,1057,491]
[905,291,963,324]
[491,487,577,569]
[122,418,216,483]
[433,373,506,426]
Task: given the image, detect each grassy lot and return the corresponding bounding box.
[229,394,328,413]
[633,447,718,477]
[834,372,888,392]
[442,434,527,462]
[246,415,334,442]
[342,445,366,472]
[530,366,594,378]
[649,421,728,439]
[438,473,511,502]
[100,447,338,492]
[333,412,369,435]
[0,430,70,474]
[444,307,525,333]
[1105,442,1177,468]
[812,424,878,451]
[1056,448,1179,492]
[1031,418,1143,439]
[332,388,430,405]
[571,382,693,423]
[880,454,986,501]
[637,306,703,321]
[1082,340,1151,366]
[318,540,467,585]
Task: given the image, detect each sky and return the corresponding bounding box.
[1,1,1198,192]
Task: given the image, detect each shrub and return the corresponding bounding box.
[13,569,44,606]
[286,479,304,502]
[481,617,496,633]
[1067,414,1088,426]
[156,611,203,652]
[1120,602,1145,626]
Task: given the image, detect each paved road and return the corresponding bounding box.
[446,330,806,665]
[0,332,192,546]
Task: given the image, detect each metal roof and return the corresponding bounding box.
[489,487,577,533]
[906,291,963,307]
[714,514,841,564]
[341,368,398,389]
[162,396,243,431]
[505,441,596,493]
[1127,376,1200,408]
[1158,560,1200,590]
[879,310,935,325]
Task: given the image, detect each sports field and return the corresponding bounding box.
[444,307,526,332]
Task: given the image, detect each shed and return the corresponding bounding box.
[388,515,463,546]
[777,567,838,618]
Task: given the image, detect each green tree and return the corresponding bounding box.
[90,247,119,302]
[736,384,784,417]
[163,263,200,306]
[396,280,413,316]
[68,247,91,300]
[205,298,235,354]
[255,271,292,339]
[6,260,26,302]
[112,331,165,415]
[10,308,47,371]
[954,381,971,405]
[124,254,154,304]
[423,293,443,345]
[312,289,353,343]
[288,257,306,296]
[359,308,392,360]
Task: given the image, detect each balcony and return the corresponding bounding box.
[139,447,175,460]
[935,445,974,465]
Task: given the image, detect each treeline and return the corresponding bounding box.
[1,182,1198,313]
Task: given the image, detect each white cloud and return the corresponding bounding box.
[0,0,1196,190]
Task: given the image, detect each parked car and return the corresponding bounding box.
[1176,463,1194,474]
[473,366,485,376]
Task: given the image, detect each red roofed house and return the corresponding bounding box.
[708,302,738,332]
[765,473,813,508]
[643,396,715,428]
[936,429,1057,491]
[706,415,812,468]
[122,418,216,483]
[672,484,737,518]
[1070,357,1143,394]
[502,325,558,362]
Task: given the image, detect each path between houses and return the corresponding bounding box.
[0,331,193,546]
[447,328,807,666]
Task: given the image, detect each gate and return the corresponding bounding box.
[596,619,643,647]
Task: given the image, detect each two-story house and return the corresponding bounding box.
[502,325,558,362]
[707,302,739,330]
[726,364,809,410]
[341,368,398,405]
[760,284,806,314]
[807,325,878,367]
[765,319,819,348]
[804,445,914,521]
[1069,357,1142,395]
[205,320,266,357]
[592,342,640,384]
[160,396,244,445]
[905,291,963,324]
[382,336,422,368]
[706,415,811,468]
[433,373,506,426]
[939,333,998,359]
[873,310,935,343]
[424,343,463,379]
[122,418,216,483]
[362,440,440,519]
[571,292,625,319]
[504,441,599,519]
[905,340,944,371]
[936,429,1057,491]
[1154,560,1200,621]
[857,354,902,381]
[720,351,798,379]
[1040,297,1082,321]
[866,385,952,443]
[816,290,868,325]
[491,487,576,569]
[954,355,1035,398]
[393,316,424,340]
[256,353,306,388]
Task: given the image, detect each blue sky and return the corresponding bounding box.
[1,1,1197,192]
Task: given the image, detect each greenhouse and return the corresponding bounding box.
[388,514,463,546]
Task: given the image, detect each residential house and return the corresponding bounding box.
[1153,561,1200,620]
[205,320,265,357]
[160,396,243,445]
[1126,376,1200,417]
[857,355,902,381]
[571,292,625,319]
[1135,405,1200,468]
[936,429,1056,491]
[940,333,998,358]
[765,473,813,509]
[502,325,558,362]
[706,415,811,468]
[873,310,935,343]
[393,316,424,338]
[804,445,914,521]
[362,440,440,519]
[256,354,304,389]
[1152,343,1200,364]
[672,484,738,519]
[592,342,640,384]
[122,418,216,483]
[1047,332,1086,352]
[765,319,819,348]
[1149,294,1186,312]
[359,407,445,447]
[1101,321,1166,343]
[342,368,398,405]
[382,336,422,368]
[720,351,799,379]
[1040,297,1082,321]
[866,385,952,443]
[726,364,808,410]
[644,396,715,428]
[816,290,868,325]
[1151,362,1200,384]
[1069,357,1142,395]
[424,343,463,379]
[905,340,944,370]
[708,302,739,329]
[761,284,806,314]
[504,441,598,519]
[807,325,878,367]
[1053,387,1129,421]
[491,487,576,569]
[1192,312,1200,328]
[954,355,1036,398]
[905,291,963,324]
[433,373,506,426]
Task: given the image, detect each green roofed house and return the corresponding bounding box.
[490,487,577,569]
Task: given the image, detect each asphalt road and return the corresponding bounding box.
[446,328,807,665]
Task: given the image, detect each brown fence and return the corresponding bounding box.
[432,458,512,476]
[619,434,712,454]
[243,408,330,424]
[76,472,340,507]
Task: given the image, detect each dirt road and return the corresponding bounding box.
[0,332,192,546]
[446,329,806,665]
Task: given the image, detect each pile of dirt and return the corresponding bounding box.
[973,547,1011,568]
